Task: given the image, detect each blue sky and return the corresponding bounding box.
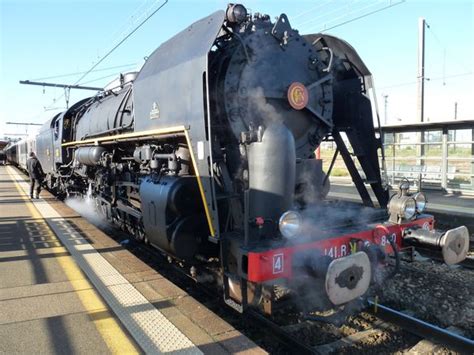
[0,0,472,138]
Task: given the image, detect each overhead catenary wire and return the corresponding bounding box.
[36,2,152,83]
[42,74,114,111]
[425,21,447,85]
[425,21,444,46]
[290,0,334,22]
[378,71,473,90]
[43,0,169,111]
[294,0,366,29]
[100,0,168,65]
[301,0,405,33]
[73,0,168,85]
[82,73,126,85]
[317,0,383,31]
[425,21,472,86]
[105,0,155,48]
[32,63,137,81]
[295,0,379,32]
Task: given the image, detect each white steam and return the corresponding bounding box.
[299,201,381,239]
[247,87,284,125]
[65,195,108,228]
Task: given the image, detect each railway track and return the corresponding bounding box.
[46,178,471,355]
[95,220,474,354]
[367,300,474,353]
[412,246,474,270]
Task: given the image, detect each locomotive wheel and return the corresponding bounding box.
[134,224,147,243]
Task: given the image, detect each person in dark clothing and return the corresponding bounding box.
[26,152,45,198]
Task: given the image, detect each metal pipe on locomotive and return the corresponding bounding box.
[5,4,469,318]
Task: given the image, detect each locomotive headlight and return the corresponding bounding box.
[279,211,302,238]
[403,198,417,219]
[226,4,247,23]
[414,192,427,213]
[388,195,417,223]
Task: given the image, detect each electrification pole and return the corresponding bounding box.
[417,17,426,123]
[416,17,426,182]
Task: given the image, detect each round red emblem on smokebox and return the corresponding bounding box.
[287,82,309,110]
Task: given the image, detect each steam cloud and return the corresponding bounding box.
[247,87,284,125]
[65,195,109,229]
[299,201,382,238]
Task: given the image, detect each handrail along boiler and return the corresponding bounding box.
[5,4,469,317]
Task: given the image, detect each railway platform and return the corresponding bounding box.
[0,165,265,354]
[328,181,474,218]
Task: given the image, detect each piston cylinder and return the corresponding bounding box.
[139,176,206,260]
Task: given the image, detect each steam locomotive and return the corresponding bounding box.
[6,4,469,317]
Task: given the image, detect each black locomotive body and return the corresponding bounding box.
[6,4,469,316]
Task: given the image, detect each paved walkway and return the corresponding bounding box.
[0,165,265,354]
[328,183,474,218]
[0,166,139,353]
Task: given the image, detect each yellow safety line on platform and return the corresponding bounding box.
[8,170,139,354]
[0,246,68,258]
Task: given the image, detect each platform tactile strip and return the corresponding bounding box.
[8,167,203,354]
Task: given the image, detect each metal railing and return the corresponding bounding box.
[381,120,474,193]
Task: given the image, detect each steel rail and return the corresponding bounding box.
[367,300,474,353]
[96,225,316,354]
[13,165,473,353]
[69,203,474,354]
[12,166,316,353]
[461,256,474,270]
[132,240,317,354]
[414,247,474,270]
[245,309,316,355]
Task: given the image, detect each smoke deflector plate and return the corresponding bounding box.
[325,251,371,306]
[441,226,469,265]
